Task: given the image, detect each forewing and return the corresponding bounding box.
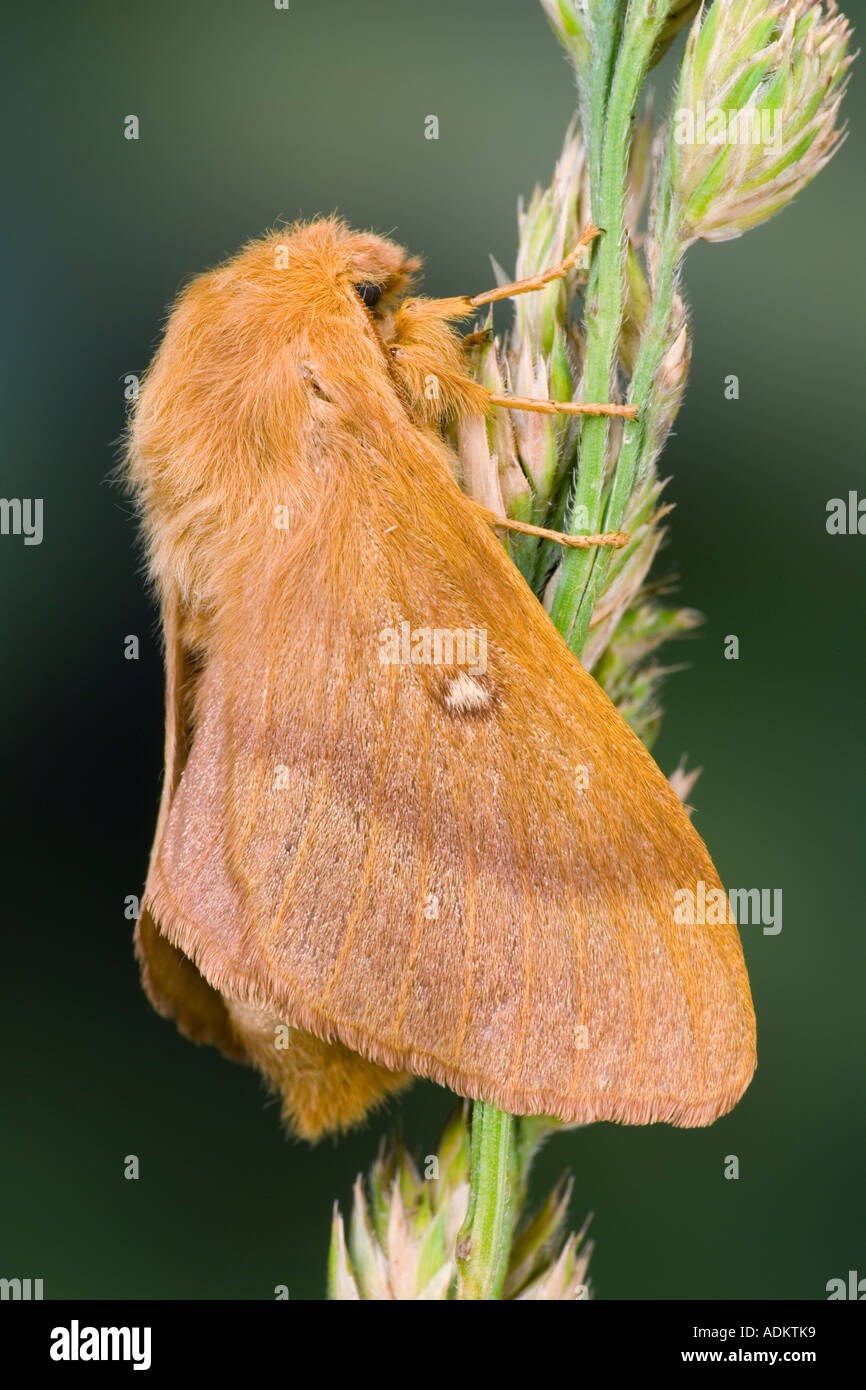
[145,460,755,1127]
[134,590,243,1059]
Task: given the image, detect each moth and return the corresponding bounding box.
[127,217,756,1140]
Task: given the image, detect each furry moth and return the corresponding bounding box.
[127,218,756,1139]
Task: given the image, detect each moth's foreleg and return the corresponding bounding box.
[403,221,599,321]
[388,318,636,432]
[387,300,489,427]
[467,221,601,307]
[391,220,636,424]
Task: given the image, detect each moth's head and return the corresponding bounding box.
[131,219,422,496]
[218,217,421,330]
[192,216,421,366]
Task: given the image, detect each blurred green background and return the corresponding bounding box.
[1,0,863,1300]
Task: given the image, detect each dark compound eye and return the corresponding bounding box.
[353,281,382,308]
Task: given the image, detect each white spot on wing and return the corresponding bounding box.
[443,672,491,713]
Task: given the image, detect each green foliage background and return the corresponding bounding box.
[1,0,862,1299]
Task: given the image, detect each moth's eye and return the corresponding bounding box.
[353,282,382,308]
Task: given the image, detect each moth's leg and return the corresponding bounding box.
[490,392,636,420]
[387,221,635,425]
[472,503,629,551]
[387,308,635,427]
[467,221,601,308]
[461,328,490,349]
[388,304,636,426]
[391,221,600,338]
[402,221,599,322]
[386,300,490,427]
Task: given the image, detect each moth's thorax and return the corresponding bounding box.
[126,217,489,647]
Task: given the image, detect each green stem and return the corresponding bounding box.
[453,4,680,1304]
[572,167,685,625]
[581,0,626,195]
[456,1102,517,1299]
[550,0,669,654]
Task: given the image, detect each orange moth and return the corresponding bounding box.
[127,218,756,1140]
